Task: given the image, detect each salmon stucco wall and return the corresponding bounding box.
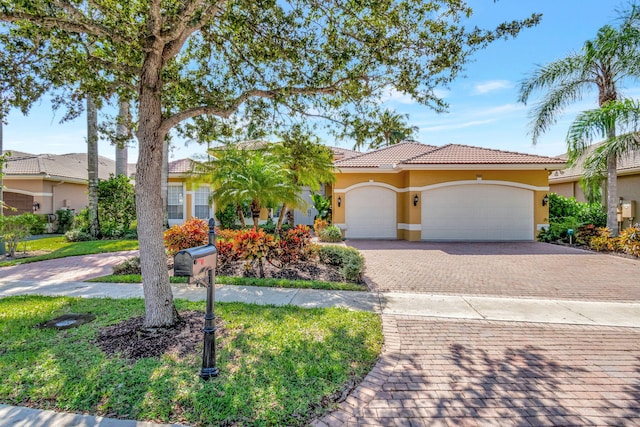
[4,178,89,214]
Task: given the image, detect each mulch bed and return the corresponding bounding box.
[216,260,345,283]
[95,310,219,361]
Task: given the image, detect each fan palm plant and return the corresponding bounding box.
[195,146,304,229]
[518,16,640,234]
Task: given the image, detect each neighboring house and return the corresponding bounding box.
[166,158,214,227]
[549,148,640,229]
[331,141,566,241]
[2,151,118,216]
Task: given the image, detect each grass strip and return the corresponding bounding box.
[0,295,382,426]
[86,274,366,291]
[0,237,139,267]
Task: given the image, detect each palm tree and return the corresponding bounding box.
[271,127,336,230]
[86,94,100,238]
[568,99,640,188]
[518,19,640,234]
[352,109,419,151]
[196,146,303,229]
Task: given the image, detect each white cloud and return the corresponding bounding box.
[479,103,526,116]
[380,87,416,105]
[421,119,496,132]
[473,80,513,95]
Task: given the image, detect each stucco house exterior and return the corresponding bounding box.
[549,148,640,230]
[2,151,118,216]
[331,142,566,241]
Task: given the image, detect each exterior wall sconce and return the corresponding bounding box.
[337,196,342,207]
[413,194,419,206]
[33,202,40,211]
[542,194,549,207]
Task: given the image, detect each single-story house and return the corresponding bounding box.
[2,151,118,216]
[331,142,566,241]
[549,148,640,229]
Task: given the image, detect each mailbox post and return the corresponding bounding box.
[173,218,219,380]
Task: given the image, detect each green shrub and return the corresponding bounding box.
[56,209,76,233]
[64,230,93,242]
[537,216,580,243]
[20,214,47,235]
[319,225,342,242]
[112,256,141,275]
[318,245,365,282]
[215,204,239,230]
[98,175,136,237]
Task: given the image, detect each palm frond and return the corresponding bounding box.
[518,54,587,104]
[529,79,590,145]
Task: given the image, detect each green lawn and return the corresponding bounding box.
[0,296,382,426]
[87,274,367,291]
[0,237,139,267]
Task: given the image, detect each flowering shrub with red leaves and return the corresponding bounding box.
[231,228,277,277]
[215,240,238,266]
[163,218,209,255]
[276,225,313,266]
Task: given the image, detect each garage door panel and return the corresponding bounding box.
[346,187,396,239]
[421,185,533,241]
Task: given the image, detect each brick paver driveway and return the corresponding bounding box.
[348,241,640,302]
[317,316,640,426]
[313,241,640,426]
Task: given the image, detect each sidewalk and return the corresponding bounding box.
[1,279,639,328]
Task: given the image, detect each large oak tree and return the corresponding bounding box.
[0,0,539,327]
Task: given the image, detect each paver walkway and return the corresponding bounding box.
[348,241,640,302]
[0,250,139,283]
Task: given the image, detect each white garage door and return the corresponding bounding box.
[345,187,397,239]
[421,184,534,241]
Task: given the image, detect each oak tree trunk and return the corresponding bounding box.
[136,50,177,328]
[87,95,100,238]
[161,139,169,229]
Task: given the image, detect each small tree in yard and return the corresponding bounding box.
[0,1,539,327]
[0,214,35,257]
[98,175,136,237]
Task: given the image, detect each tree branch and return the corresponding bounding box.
[0,11,128,44]
[162,1,225,62]
[160,81,353,134]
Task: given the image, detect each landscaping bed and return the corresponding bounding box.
[0,296,383,426]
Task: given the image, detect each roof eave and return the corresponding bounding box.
[398,163,566,171]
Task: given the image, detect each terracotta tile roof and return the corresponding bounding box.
[168,158,197,174]
[550,145,640,181]
[404,144,566,165]
[3,151,115,180]
[328,146,361,160]
[335,141,438,167]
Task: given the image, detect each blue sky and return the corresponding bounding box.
[3,0,637,163]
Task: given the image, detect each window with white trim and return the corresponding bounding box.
[168,185,184,220]
[193,186,212,219]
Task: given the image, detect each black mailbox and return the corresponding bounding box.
[174,244,217,281]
